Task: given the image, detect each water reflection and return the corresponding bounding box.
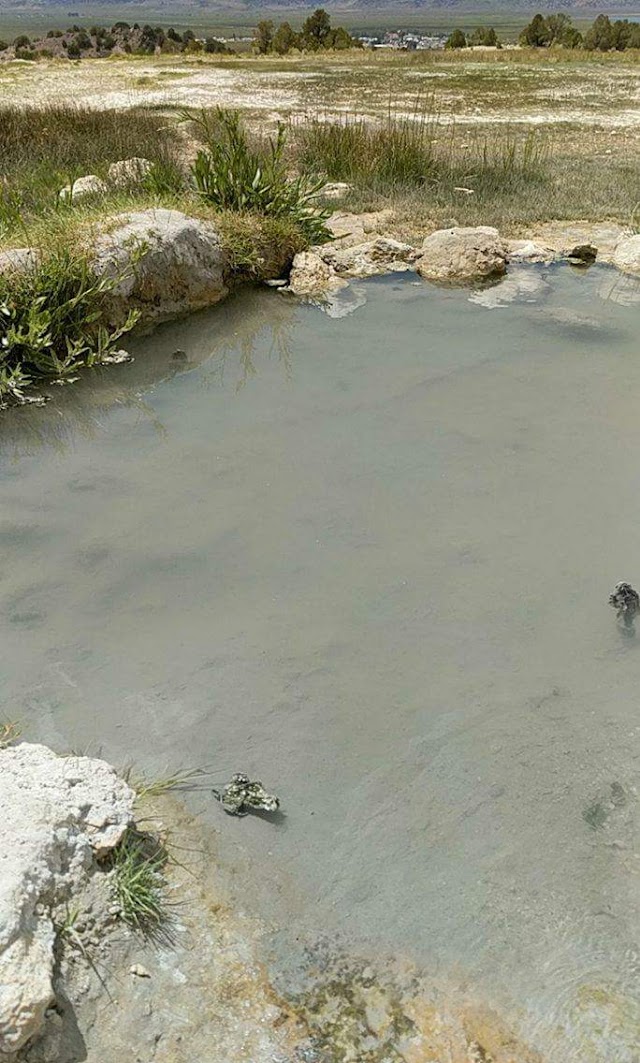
[0,286,298,459]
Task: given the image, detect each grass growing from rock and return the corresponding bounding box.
[0,721,21,747]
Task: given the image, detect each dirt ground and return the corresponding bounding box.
[1,51,640,134]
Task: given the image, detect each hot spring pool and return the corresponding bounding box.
[1,265,639,1061]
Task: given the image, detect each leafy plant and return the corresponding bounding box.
[187,108,330,244]
[0,251,139,405]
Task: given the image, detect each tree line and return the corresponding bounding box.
[255,9,361,55]
[520,12,640,50]
[445,27,501,49]
[445,12,640,51]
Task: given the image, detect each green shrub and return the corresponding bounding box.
[0,40,8,52]
[189,109,329,244]
[204,36,229,54]
[15,48,37,61]
[0,251,138,405]
[13,34,31,49]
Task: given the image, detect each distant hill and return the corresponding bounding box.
[14,0,640,12]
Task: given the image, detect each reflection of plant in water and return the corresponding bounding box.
[0,365,170,460]
[202,289,296,393]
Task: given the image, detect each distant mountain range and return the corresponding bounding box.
[22,0,640,11]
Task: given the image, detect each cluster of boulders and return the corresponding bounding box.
[1,208,640,338]
[0,743,135,1055]
[59,157,153,204]
[287,221,640,298]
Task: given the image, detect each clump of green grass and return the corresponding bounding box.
[296,112,548,199]
[215,210,309,278]
[187,108,330,244]
[0,103,184,237]
[128,766,207,800]
[109,828,168,934]
[296,111,439,189]
[0,249,138,405]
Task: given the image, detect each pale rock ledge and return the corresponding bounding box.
[0,743,134,1055]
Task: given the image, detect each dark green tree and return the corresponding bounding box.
[302,8,332,50]
[445,29,467,49]
[470,26,499,46]
[584,14,614,51]
[255,19,274,54]
[273,21,298,54]
[519,14,551,47]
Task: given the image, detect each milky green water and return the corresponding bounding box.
[1,267,639,1061]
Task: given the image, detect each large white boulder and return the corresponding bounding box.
[92,209,229,328]
[0,743,134,1055]
[417,226,508,284]
[612,234,640,275]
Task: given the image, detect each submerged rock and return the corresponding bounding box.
[93,209,228,328]
[417,226,508,284]
[0,743,134,1054]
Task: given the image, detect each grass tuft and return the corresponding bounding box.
[0,720,21,747]
[130,767,209,800]
[109,828,168,935]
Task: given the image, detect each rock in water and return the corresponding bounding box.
[608,581,640,628]
[0,743,134,1054]
[288,250,348,296]
[566,244,597,266]
[92,209,229,329]
[417,226,508,284]
[214,773,280,817]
